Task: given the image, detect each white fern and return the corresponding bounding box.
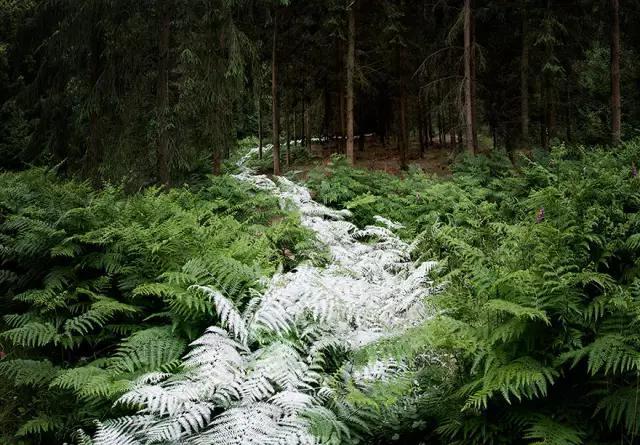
[190,285,248,344]
[91,147,440,445]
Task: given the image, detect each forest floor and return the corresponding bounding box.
[304,135,458,177]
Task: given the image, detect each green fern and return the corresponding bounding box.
[523,416,584,445]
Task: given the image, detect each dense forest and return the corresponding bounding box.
[2,1,640,444]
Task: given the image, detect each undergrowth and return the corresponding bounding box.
[306,140,640,444]
[0,169,314,444]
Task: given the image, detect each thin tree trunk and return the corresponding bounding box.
[521,0,529,145]
[463,0,477,154]
[399,96,408,169]
[305,107,311,151]
[427,93,434,146]
[470,7,478,151]
[271,8,281,176]
[301,93,306,148]
[285,105,291,168]
[257,93,263,159]
[293,107,297,147]
[157,6,171,186]
[566,77,572,141]
[438,108,444,146]
[345,4,356,165]
[417,92,426,157]
[611,0,622,145]
[87,29,101,179]
[542,84,549,150]
[336,39,345,154]
[399,48,409,170]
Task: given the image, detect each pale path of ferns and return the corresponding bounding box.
[87,147,439,445]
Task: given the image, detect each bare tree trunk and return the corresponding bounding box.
[417,92,426,156]
[345,4,356,165]
[293,107,297,147]
[87,29,101,179]
[304,76,311,151]
[611,0,622,145]
[427,93,434,146]
[463,0,477,154]
[257,94,263,159]
[271,8,281,176]
[438,108,444,146]
[157,6,171,186]
[470,8,478,151]
[565,77,572,142]
[301,92,306,148]
[521,0,529,145]
[336,38,345,154]
[285,105,291,168]
[305,107,311,151]
[212,146,221,175]
[399,47,409,170]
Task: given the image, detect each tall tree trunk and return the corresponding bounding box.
[399,48,409,170]
[438,108,444,146]
[399,97,408,168]
[212,147,221,175]
[285,105,291,168]
[345,4,356,165]
[427,93,434,146]
[566,77,572,142]
[470,8,479,151]
[305,107,311,151]
[323,85,331,140]
[87,29,101,179]
[417,92,426,156]
[271,8,281,176]
[293,107,297,147]
[157,6,171,186]
[336,39,345,154]
[611,0,622,145]
[520,0,529,145]
[301,92,306,148]
[463,0,477,154]
[542,85,549,150]
[257,94,263,159]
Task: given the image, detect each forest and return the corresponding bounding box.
[2,0,640,444]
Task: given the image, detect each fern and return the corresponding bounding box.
[0,359,60,386]
[15,415,65,438]
[90,150,440,445]
[523,416,584,445]
[0,167,309,442]
[1,321,60,347]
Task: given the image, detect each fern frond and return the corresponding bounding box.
[483,299,550,324]
[1,322,60,347]
[15,415,64,437]
[190,285,248,344]
[523,416,584,445]
[464,357,558,410]
[0,359,60,386]
[109,327,187,374]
